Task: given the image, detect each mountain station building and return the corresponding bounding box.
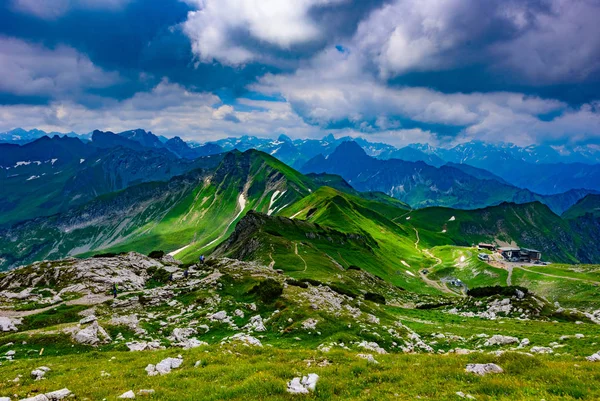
[498,247,542,262]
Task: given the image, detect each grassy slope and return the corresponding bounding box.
[216,187,441,294]
[405,202,583,263]
[563,194,600,219]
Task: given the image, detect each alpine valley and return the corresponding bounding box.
[1,129,600,401]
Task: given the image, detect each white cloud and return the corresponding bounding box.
[0,79,318,142]
[252,46,600,146]
[11,0,132,20]
[346,0,600,83]
[491,0,600,84]
[183,0,347,65]
[0,36,120,97]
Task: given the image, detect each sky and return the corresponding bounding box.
[0,0,599,147]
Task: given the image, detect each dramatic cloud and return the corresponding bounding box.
[253,47,600,146]
[182,0,348,65]
[0,36,120,98]
[0,0,598,148]
[0,80,319,142]
[350,0,600,84]
[11,0,132,20]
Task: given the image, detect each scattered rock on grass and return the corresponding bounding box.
[357,341,387,354]
[531,346,553,354]
[45,389,72,400]
[465,363,503,376]
[72,321,111,345]
[31,366,50,380]
[586,351,600,362]
[118,390,136,399]
[484,335,519,346]
[146,357,183,376]
[287,373,319,394]
[357,354,379,364]
[0,316,19,332]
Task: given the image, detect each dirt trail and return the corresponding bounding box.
[268,252,276,269]
[515,266,600,285]
[413,227,420,251]
[410,228,456,295]
[506,265,513,286]
[0,291,139,318]
[295,243,308,272]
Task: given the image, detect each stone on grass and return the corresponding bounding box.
[72,321,111,345]
[0,316,19,332]
[287,373,319,394]
[118,390,136,399]
[79,315,97,324]
[20,395,49,401]
[484,335,518,347]
[137,389,155,396]
[244,315,266,332]
[357,341,387,354]
[45,389,71,400]
[357,354,379,364]
[465,363,503,376]
[302,318,318,330]
[0,397,10,401]
[530,346,553,354]
[31,366,50,380]
[586,351,600,362]
[229,333,262,347]
[146,357,183,376]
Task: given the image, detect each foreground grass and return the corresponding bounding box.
[0,345,599,400]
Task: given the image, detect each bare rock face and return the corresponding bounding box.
[0,252,162,296]
[72,321,112,345]
[465,363,504,376]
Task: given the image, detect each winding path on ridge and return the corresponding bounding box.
[514,265,600,285]
[295,242,308,272]
[0,291,140,318]
[411,227,455,295]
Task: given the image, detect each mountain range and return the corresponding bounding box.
[2,143,600,271]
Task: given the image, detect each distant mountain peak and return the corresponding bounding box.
[277,134,292,143]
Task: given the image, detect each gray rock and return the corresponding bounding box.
[357,353,379,364]
[137,389,155,396]
[465,363,504,376]
[118,390,136,399]
[79,315,97,325]
[20,395,49,401]
[31,366,50,381]
[484,335,519,346]
[244,315,266,332]
[146,357,183,376]
[0,317,19,332]
[72,321,111,345]
[586,351,600,362]
[530,346,553,354]
[287,373,319,394]
[45,389,71,400]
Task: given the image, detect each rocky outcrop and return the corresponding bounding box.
[72,321,111,345]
